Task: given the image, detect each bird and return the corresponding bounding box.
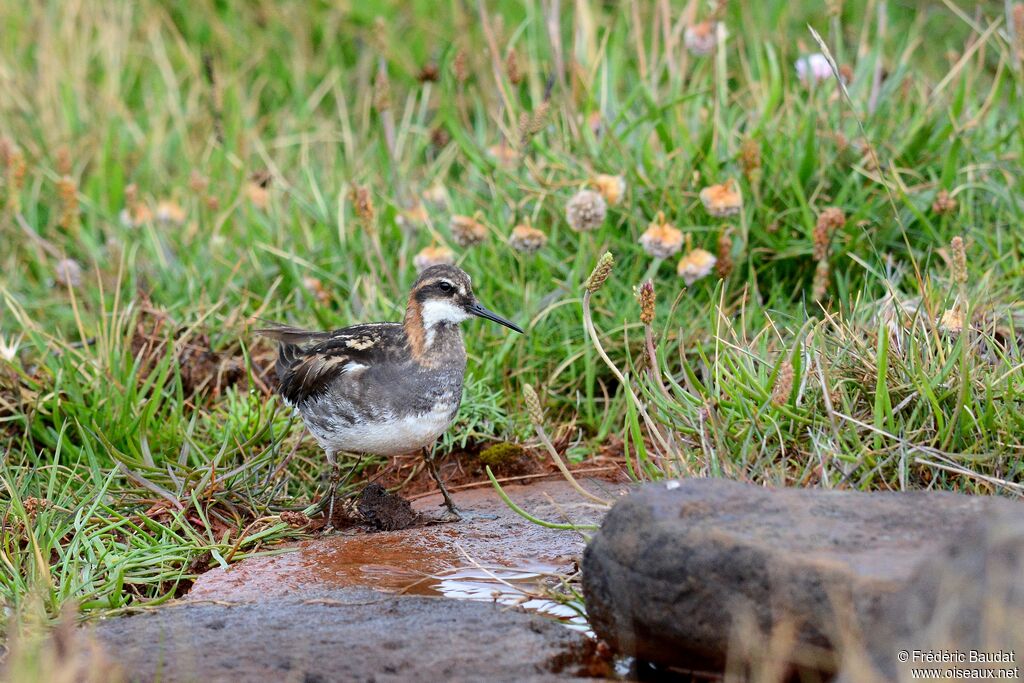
[258,264,523,527]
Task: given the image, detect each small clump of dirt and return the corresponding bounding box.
[357,483,422,531]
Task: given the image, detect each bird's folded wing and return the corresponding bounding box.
[262,324,403,405]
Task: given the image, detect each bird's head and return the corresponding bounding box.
[405,265,523,350]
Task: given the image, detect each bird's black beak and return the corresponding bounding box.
[468,300,524,333]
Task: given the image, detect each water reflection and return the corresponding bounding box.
[428,565,592,636]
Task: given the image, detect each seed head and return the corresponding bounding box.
[57,175,78,231]
[639,212,684,259]
[716,229,734,279]
[584,252,615,293]
[430,126,452,148]
[699,179,742,217]
[506,48,522,85]
[591,174,626,206]
[56,146,72,176]
[508,223,547,254]
[739,138,761,178]
[950,236,967,285]
[684,21,717,56]
[9,149,26,190]
[54,258,83,288]
[813,207,845,261]
[522,383,545,425]
[453,48,469,83]
[23,496,52,518]
[373,66,391,112]
[350,184,375,223]
[517,103,550,143]
[413,245,455,272]
[566,189,607,232]
[932,190,957,216]
[1014,4,1024,62]
[812,259,830,301]
[417,61,440,83]
[0,138,11,169]
[818,207,846,231]
[771,361,794,406]
[636,280,656,325]
[677,248,717,286]
[6,148,26,212]
[450,215,488,247]
[189,170,209,193]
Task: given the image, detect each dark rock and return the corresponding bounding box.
[92,588,593,682]
[582,478,1024,676]
[838,512,1024,682]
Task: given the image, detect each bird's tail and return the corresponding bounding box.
[254,323,331,382]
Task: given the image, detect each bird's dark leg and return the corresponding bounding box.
[322,451,363,532]
[423,445,460,520]
[323,449,341,531]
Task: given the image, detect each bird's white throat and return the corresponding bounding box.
[420,300,471,346]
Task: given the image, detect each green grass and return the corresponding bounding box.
[2,0,1023,632]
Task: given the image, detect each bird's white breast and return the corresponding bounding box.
[313,400,457,455]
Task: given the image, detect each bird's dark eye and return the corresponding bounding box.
[438,281,454,294]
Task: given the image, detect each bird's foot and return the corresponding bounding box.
[428,504,498,523]
[425,509,462,528]
[464,510,499,520]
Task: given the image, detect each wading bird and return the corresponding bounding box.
[259,264,523,527]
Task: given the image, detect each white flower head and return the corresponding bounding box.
[566,190,607,232]
[0,334,22,362]
[684,21,718,56]
[54,258,83,288]
[414,246,456,272]
[639,213,684,259]
[677,249,717,286]
[508,224,548,254]
[796,53,834,85]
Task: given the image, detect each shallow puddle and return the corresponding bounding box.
[189,476,623,636]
